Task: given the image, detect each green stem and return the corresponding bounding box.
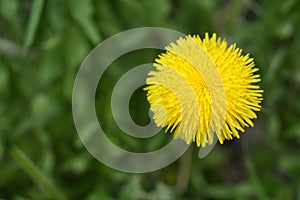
[244,157,268,200]
[174,147,193,196]
[243,142,268,200]
[10,146,67,200]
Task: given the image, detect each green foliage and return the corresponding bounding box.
[0,0,300,199]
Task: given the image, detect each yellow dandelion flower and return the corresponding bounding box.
[144,33,263,147]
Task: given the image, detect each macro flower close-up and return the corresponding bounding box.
[145,33,263,147]
[2,0,300,199]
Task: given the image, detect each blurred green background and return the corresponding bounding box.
[1,0,300,199]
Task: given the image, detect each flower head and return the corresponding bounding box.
[144,33,263,147]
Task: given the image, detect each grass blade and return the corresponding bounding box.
[10,146,67,200]
[23,0,45,55]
